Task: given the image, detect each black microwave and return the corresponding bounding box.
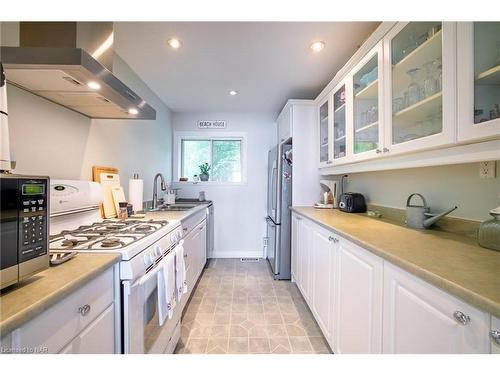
[0,174,49,289]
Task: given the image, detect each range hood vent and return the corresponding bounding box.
[0,22,156,120]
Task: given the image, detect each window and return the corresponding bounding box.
[180,138,243,183]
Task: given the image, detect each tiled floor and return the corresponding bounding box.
[174,258,332,354]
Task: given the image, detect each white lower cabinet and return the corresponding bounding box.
[311,225,334,343]
[383,262,490,354]
[182,218,207,305]
[333,238,383,354]
[59,304,115,354]
[7,266,117,354]
[491,316,500,354]
[296,216,313,303]
[291,212,495,354]
[291,214,299,281]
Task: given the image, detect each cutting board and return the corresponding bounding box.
[92,166,120,218]
[111,186,126,217]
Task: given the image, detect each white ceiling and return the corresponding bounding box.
[114,22,380,114]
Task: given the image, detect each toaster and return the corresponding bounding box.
[339,192,366,213]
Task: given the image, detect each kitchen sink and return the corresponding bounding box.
[148,204,197,212]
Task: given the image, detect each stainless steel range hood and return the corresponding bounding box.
[0,22,156,120]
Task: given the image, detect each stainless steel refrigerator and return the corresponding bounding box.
[266,143,292,280]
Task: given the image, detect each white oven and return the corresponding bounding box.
[122,226,183,354]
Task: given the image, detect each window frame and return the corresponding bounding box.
[174,131,248,185]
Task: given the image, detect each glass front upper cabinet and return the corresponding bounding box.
[333,84,347,161]
[389,22,446,147]
[473,23,500,126]
[319,99,330,164]
[351,43,383,158]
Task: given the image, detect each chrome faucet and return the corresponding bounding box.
[152,173,167,209]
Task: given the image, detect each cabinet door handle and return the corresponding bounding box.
[490,330,500,345]
[184,253,188,258]
[453,311,471,325]
[199,226,204,230]
[78,304,91,317]
[326,160,333,164]
[383,147,390,153]
[183,228,188,232]
[328,236,338,243]
[376,149,382,154]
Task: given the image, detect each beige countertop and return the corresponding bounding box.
[0,253,120,337]
[291,206,500,317]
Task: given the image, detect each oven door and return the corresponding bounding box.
[123,257,181,354]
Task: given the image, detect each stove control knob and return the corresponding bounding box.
[154,246,162,257]
[176,230,182,241]
[149,252,156,263]
[170,236,175,245]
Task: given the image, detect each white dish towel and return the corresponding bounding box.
[157,248,176,326]
[174,240,187,303]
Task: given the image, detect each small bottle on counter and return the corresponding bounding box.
[118,202,129,219]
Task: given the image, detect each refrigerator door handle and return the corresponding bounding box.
[271,166,277,211]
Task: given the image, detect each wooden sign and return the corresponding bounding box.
[198,120,226,129]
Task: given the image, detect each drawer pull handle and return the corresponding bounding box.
[490,330,500,345]
[78,304,91,317]
[453,311,470,325]
[184,254,188,258]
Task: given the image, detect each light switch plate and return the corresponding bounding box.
[479,161,496,179]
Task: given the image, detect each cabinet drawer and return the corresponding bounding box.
[18,267,114,353]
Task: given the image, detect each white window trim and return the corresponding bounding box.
[173,131,248,185]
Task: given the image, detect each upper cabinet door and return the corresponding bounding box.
[383,22,456,156]
[318,96,332,167]
[350,42,384,162]
[278,105,292,143]
[332,80,350,164]
[457,22,500,142]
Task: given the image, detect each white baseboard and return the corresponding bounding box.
[209,250,264,259]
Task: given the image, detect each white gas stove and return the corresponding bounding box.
[49,179,184,353]
[49,179,182,278]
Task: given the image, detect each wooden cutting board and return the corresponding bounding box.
[111,186,126,217]
[92,166,119,218]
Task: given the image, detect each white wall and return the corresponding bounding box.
[327,162,500,222]
[171,112,276,258]
[6,54,172,201]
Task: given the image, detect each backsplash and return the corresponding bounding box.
[326,161,500,222]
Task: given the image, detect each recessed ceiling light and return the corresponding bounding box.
[167,38,182,49]
[128,108,139,115]
[229,90,238,96]
[310,41,325,52]
[87,81,101,90]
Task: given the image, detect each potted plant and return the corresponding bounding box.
[199,163,211,181]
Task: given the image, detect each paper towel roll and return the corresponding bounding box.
[128,178,144,213]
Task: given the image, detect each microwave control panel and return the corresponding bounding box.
[18,178,48,263]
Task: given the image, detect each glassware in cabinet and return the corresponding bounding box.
[333,84,347,160]
[319,100,330,164]
[389,22,444,146]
